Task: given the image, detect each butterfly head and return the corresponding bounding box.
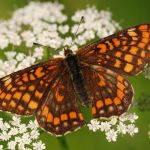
[64,46,73,57]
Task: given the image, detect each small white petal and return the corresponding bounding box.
[16,53,25,61]
[99,122,111,132]
[87,119,101,132]
[8,141,17,150]
[106,129,118,142]
[8,127,19,135]
[0,145,3,150]
[5,51,17,59]
[109,117,118,125]
[127,124,138,136]
[117,122,127,134]
[10,116,21,127]
[33,141,46,150]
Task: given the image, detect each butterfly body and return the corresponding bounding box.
[0,24,150,136]
[64,48,90,106]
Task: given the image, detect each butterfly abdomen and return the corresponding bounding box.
[64,54,90,106]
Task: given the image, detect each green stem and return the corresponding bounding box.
[57,136,69,150]
[46,47,50,59]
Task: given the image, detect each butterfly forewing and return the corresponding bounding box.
[0,58,64,115]
[36,70,84,136]
[77,24,150,75]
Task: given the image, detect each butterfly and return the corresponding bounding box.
[0,24,150,137]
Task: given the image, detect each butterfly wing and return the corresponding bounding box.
[81,63,133,118]
[77,24,150,75]
[36,70,84,136]
[0,58,64,115]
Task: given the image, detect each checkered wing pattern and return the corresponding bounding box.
[77,24,150,75]
[36,70,84,136]
[0,58,64,115]
[81,63,133,118]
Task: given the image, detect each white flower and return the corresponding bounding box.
[106,129,118,142]
[127,113,139,123]
[70,44,78,51]
[99,122,111,132]
[109,117,118,125]
[0,131,11,141]
[2,122,11,131]
[119,114,128,122]
[143,66,150,79]
[5,51,16,59]
[20,56,36,68]
[33,47,44,60]
[63,37,72,46]
[18,142,25,150]
[0,118,3,129]
[127,124,138,136]
[18,124,27,134]
[16,53,25,61]
[117,122,127,134]
[30,129,40,139]
[0,70,5,77]
[8,127,19,135]
[33,141,46,150]
[0,35,9,49]
[28,120,39,130]
[0,145,3,150]
[58,25,69,34]
[87,119,101,132]
[10,116,21,127]
[6,31,21,46]
[8,140,17,150]
[21,133,32,144]
[21,30,36,47]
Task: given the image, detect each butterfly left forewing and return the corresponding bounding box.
[77,24,150,76]
[81,63,133,118]
[0,58,64,115]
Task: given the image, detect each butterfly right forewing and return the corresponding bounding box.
[77,24,150,76]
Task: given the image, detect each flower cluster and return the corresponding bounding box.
[0,1,120,77]
[87,113,139,142]
[0,116,45,150]
[0,47,43,78]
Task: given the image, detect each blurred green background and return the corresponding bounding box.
[0,0,150,150]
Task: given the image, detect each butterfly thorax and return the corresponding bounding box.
[64,48,90,106]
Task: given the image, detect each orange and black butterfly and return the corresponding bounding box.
[0,24,150,136]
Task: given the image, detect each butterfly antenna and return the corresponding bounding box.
[69,16,85,49]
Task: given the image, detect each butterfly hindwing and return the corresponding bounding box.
[77,24,150,75]
[0,58,64,115]
[36,70,85,136]
[81,63,133,118]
